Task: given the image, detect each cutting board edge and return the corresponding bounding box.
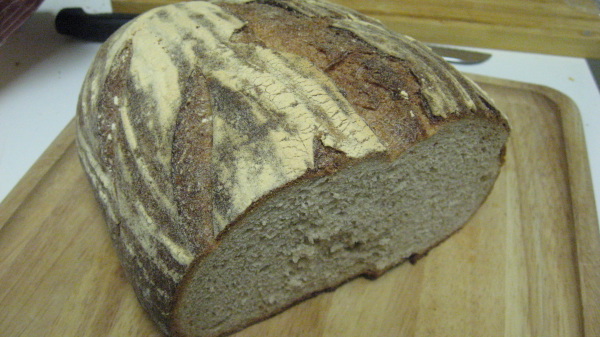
[0,119,77,229]
[469,73,600,336]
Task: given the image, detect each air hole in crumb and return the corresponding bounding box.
[344,241,364,251]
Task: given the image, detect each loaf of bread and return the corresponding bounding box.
[76,1,509,336]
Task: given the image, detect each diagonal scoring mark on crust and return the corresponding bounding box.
[136,1,388,235]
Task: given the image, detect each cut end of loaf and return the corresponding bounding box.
[172,117,508,337]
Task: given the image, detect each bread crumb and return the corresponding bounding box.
[291,245,316,263]
[288,277,303,288]
[400,90,409,100]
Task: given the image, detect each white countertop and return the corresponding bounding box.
[1,0,599,224]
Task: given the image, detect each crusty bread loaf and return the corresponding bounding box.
[76,1,510,336]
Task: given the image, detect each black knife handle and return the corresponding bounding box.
[55,8,136,42]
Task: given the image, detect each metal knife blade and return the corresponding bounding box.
[428,45,492,65]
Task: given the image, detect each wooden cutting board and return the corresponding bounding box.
[1,75,599,336]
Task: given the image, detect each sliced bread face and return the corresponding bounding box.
[174,118,508,337]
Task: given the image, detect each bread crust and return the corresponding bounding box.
[76,0,509,335]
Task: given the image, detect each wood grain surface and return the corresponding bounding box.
[110,0,600,58]
[0,75,599,336]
